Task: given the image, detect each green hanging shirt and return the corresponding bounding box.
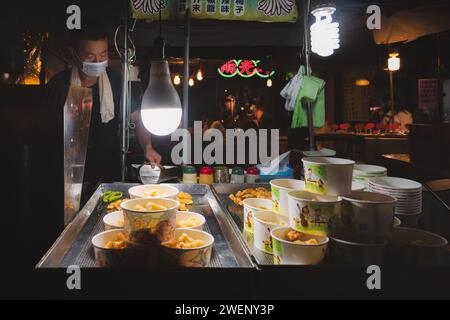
[291,75,325,128]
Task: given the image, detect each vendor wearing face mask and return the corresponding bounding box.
[47,22,162,195]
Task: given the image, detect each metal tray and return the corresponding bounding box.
[212,183,275,266]
[37,183,254,268]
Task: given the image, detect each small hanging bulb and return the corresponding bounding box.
[173,74,181,85]
[196,69,203,81]
[189,78,194,86]
[388,52,400,71]
[266,78,273,87]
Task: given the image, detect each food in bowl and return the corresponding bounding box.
[285,230,319,245]
[103,211,125,230]
[229,187,271,206]
[160,229,215,267]
[177,192,193,211]
[177,216,202,229]
[271,227,328,265]
[128,184,179,199]
[105,232,129,249]
[143,189,168,197]
[163,232,206,249]
[132,201,168,211]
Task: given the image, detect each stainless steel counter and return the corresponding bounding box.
[37,183,254,269]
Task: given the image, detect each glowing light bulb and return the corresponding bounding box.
[388,53,400,71]
[310,6,340,57]
[196,70,203,81]
[140,60,182,136]
[189,78,194,86]
[266,78,273,87]
[173,74,181,85]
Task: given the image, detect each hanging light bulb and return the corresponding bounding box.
[310,4,340,57]
[196,69,203,81]
[388,52,400,71]
[173,74,181,85]
[189,78,194,86]
[266,78,273,87]
[140,37,182,136]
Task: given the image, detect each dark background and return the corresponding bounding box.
[1,0,450,299]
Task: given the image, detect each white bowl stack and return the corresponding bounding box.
[368,176,422,215]
[353,164,387,189]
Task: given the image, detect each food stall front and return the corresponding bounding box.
[28,0,450,299]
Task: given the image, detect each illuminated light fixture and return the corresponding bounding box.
[140,36,182,136]
[196,69,203,81]
[388,52,400,71]
[310,3,340,57]
[266,78,273,87]
[188,78,194,86]
[355,79,370,86]
[173,74,181,85]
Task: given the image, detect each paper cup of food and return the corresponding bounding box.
[160,229,214,268]
[91,229,150,267]
[120,198,178,245]
[270,179,306,216]
[128,184,179,199]
[242,198,273,234]
[338,191,396,238]
[103,210,124,230]
[302,157,355,196]
[271,227,328,265]
[328,233,387,266]
[253,211,289,254]
[288,190,341,237]
[387,227,448,266]
[176,211,206,230]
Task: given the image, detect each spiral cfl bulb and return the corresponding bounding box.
[310,6,340,57]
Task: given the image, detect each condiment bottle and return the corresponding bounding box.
[198,166,214,184]
[230,167,245,183]
[182,166,197,184]
[246,167,260,183]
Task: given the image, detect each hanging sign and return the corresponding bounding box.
[218,59,275,78]
[130,0,298,22]
[418,78,438,114]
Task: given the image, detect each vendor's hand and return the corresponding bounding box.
[145,146,162,168]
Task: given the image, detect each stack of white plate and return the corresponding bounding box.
[368,176,422,215]
[353,164,388,188]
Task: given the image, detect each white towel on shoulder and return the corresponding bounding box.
[70,67,115,123]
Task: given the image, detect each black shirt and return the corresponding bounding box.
[46,68,123,183]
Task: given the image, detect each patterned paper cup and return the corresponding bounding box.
[288,190,341,236]
[271,227,328,265]
[91,229,151,267]
[302,157,355,196]
[242,198,273,234]
[120,198,178,245]
[270,179,306,216]
[160,229,215,268]
[253,211,289,254]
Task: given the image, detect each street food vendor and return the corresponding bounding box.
[46,22,162,188]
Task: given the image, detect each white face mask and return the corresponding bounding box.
[81,60,108,77]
